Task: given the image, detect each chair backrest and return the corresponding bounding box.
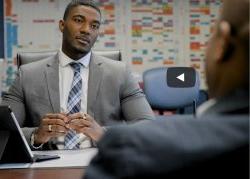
[143,67,200,113]
[178,89,209,114]
[16,50,122,68]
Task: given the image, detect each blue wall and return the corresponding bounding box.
[0,0,4,58]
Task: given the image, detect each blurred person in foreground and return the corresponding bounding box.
[84,0,249,178]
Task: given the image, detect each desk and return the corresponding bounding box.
[0,167,85,179]
[0,148,97,169]
[0,148,97,179]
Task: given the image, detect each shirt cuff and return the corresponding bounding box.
[30,132,44,150]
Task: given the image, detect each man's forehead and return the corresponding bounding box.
[69,5,101,21]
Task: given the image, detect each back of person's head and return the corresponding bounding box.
[221,0,249,59]
[63,0,101,20]
[205,0,249,98]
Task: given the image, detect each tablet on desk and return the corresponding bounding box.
[0,105,60,163]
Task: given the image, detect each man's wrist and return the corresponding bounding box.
[30,131,44,149]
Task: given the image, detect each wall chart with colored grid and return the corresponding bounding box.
[3,0,221,90]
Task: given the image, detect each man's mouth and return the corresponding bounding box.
[76,36,90,45]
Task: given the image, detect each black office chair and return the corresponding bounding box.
[16,50,122,68]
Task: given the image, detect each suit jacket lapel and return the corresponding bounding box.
[87,53,103,116]
[45,53,60,113]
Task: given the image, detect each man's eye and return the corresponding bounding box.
[91,24,100,30]
[74,18,83,23]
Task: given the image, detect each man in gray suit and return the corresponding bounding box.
[84,0,249,178]
[2,0,154,150]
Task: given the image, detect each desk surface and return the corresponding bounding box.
[0,148,98,169]
[0,148,96,179]
[0,168,85,179]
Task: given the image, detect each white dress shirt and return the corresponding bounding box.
[196,99,217,118]
[59,50,90,114]
[57,50,92,149]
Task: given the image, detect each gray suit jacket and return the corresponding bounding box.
[2,52,154,146]
[84,90,249,179]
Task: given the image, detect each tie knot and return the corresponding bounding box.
[70,62,82,73]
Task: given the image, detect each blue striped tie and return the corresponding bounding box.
[65,62,82,149]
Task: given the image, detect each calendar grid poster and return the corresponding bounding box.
[3,0,222,90]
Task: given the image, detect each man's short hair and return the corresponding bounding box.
[63,0,101,20]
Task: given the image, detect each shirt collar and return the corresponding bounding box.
[196,98,217,118]
[59,49,91,68]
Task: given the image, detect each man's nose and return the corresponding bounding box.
[80,23,91,34]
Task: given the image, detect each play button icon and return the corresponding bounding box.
[167,67,196,88]
[177,73,185,82]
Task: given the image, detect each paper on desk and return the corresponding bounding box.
[0,148,98,169]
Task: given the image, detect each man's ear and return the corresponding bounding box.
[217,21,234,62]
[59,20,65,33]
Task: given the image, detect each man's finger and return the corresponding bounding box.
[69,118,91,127]
[84,114,94,122]
[79,127,92,136]
[46,124,68,133]
[45,113,68,122]
[42,118,67,127]
[68,112,87,121]
[66,124,80,133]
